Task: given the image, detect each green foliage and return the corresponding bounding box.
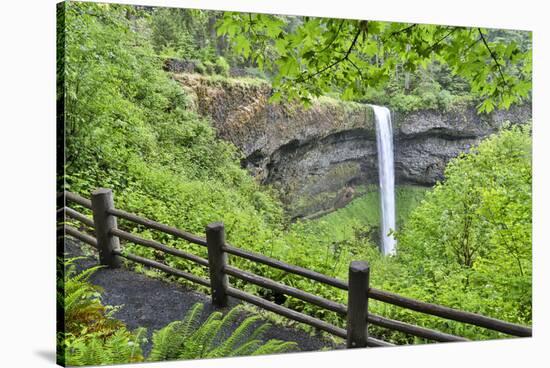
[306,186,428,239]
[60,258,120,337]
[150,7,217,62]
[392,124,532,337]
[362,60,474,113]
[61,2,349,327]
[58,257,146,365]
[218,15,531,112]
[149,303,298,361]
[64,328,147,366]
[214,56,230,76]
[60,259,296,365]
[62,2,286,289]
[60,2,531,347]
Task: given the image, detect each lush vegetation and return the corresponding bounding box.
[218,13,531,113]
[57,258,146,365]
[149,303,297,361]
[396,124,532,327]
[302,185,428,243]
[59,1,532,356]
[58,259,296,365]
[371,124,531,342]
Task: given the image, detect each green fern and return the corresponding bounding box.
[59,257,299,365]
[59,257,113,335]
[64,328,146,366]
[58,257,145,366]
[149,303,299,362]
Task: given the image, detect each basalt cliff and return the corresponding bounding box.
[174,73,531,218]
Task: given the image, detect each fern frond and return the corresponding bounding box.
[129,327,147,362]
[179,311,222,359]
[149,303,300,361]
[207,306,242,349]
[208,315,262,358]
[149,321,184,361]
[180,319,222,359]
[227,339,263,357]
[248,321,271,342]
[180,302,204,339]
[250,340,298,356]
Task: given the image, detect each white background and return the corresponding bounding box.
[0,0,548,367]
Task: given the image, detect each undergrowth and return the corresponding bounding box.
[60,2,531,348]
[59,257,297,365]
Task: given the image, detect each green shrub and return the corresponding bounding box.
[58,258,146,365]
[60,258,121,337]
[203,60,215,75]
[192,59,206,74]
[149,303,298,361]
[214,56,230,76]
[390,93,423,112]
[394,124,532,336]
[63,328,146,366]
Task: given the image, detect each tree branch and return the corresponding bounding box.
[318,20,346,54]
[297,26,362,83]
[348,57,364,81]
[478,28,507,86]
[390,23,417,38]
[463,36,482,54]
[424,27,458,54]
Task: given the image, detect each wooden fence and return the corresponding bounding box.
[60,188,532,348]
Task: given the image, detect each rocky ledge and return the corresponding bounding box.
[173,73,531,217]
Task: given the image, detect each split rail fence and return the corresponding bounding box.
[60,188,532,348]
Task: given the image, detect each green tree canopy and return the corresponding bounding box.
[218,14,531,113]
[396,124,532,326]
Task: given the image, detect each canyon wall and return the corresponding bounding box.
[174,73,531,217]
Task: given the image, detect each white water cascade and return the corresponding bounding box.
[371,105,397,255]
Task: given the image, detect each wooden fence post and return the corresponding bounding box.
[347,260,370,348]
[91,188,121,268]
[206,222,229,307]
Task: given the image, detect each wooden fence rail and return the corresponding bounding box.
[61,188,532,348]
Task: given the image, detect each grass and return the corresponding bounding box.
[303,185,429,243]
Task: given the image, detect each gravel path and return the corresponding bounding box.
[64,239,343,356]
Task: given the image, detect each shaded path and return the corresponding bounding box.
[65,239,343,356]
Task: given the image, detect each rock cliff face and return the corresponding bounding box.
[390,104,531,185]
[174,73,531,217]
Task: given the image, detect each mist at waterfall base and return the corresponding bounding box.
[371,105,397,256]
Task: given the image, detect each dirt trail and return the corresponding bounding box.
[64,239,342,356]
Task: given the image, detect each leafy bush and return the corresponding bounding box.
[393,124,532,337]
[60,258,121,337]
[149,303,297,361]
[58,258,146,365]
[150,7,216,61]
[63,328,146,366]
[363,62,475,113]
[192,58,206,74]
[60,2,531,345]
[214,56,230,76]
[203,60,216,75]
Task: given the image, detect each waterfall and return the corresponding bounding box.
[371,105,397,256]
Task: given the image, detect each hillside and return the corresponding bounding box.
[59,2,532,358]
